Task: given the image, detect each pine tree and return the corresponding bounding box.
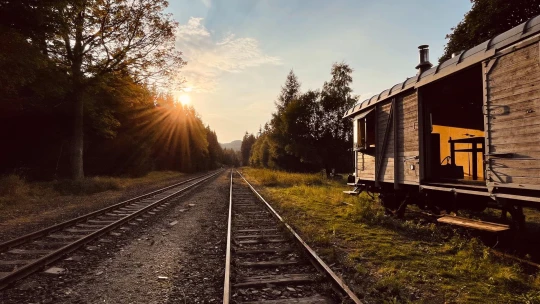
[275,70,301,112]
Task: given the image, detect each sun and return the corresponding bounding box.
[178,94,191,106]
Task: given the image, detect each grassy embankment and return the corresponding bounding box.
[0,171,185,224]
[241,168,540,304]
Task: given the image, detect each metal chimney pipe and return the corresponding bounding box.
[415,45,433,74]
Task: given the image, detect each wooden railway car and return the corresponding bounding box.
[344,16,540,230]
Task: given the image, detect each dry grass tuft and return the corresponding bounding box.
[0,171,185,223]
[246,169,325,187]
[0,174,29,197]
[52,177,123,195]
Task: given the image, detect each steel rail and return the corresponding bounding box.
[222,169,233,304]
[0,170,220,252]
[237,170,363,304]
[0,169,223,289]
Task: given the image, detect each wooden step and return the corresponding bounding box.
[242,295,333,304]
[437,216,510,232]
[234,273,319,288]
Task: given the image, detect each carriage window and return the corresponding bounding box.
[354,113,376,152]
[354,118,366,149]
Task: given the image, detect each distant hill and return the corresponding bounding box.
[220,140,242,151]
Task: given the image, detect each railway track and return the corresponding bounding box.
[223,170,362,304]
[0,169,223,290]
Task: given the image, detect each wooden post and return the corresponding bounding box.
[472,142,478,180]
[374,105,379,187]
[417,89,426,182]
[483,58,498,186]
[450,139,455,166]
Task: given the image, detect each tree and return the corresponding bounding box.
[317,62,357,174]
[247,63,358,173]
[250,132,271,168]
[275,70,301,112]
[440,0,540,63]
[266,70,304,170]
[240,132,256,166]
[41,0,184,179]
[206,127,223,169]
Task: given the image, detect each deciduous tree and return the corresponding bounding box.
[440,0,540,63]
[43,0,185,179]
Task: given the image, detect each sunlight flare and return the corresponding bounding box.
[179,94,191,106]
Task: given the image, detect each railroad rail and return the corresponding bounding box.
[0,169,223,289]
[223,170,362,304]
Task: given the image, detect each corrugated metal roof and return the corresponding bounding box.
[344,14,540,119]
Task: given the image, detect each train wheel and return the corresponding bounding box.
[501,201,526,232]
[508,205,526,232]
[380,193,408,218]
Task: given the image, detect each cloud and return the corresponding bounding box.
[200,0,211,8]
[176,17,281,93]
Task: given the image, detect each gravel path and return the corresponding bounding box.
[1,171,229,304]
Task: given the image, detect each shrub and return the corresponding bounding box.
[0,174,28,196]
[53,177,122,195]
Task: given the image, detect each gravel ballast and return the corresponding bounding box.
[1,171,229,303]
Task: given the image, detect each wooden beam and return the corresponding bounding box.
[417,89,426,182]
[374,104,380,187]
[376,100,394,183]
[483,57,499,186]
[393,98,400,190]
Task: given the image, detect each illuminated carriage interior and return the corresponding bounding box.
[421,65,486,183]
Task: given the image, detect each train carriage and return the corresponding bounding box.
[344,15,540,230]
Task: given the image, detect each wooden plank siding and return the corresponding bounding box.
[486,41,540,187]
[376,91,420,184]
[356,153,375,180]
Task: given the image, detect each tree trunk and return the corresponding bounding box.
[70,87,84,180]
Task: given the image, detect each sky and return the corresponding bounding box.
[166,0,473,143]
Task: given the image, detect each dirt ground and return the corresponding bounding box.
[1,171,229,304]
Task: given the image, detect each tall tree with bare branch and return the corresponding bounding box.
[44,0,185,179]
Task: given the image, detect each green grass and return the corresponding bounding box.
[241,168,540,304]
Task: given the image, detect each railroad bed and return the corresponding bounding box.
[224,171,361,304]
[0,169,223,289]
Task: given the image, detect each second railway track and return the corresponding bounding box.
[0,169,223,290]
[224,170,361,304]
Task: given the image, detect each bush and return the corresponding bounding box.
[53,177,122,195]
[0,174,28,196]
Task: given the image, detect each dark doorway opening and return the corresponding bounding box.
[421,65,485,184]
